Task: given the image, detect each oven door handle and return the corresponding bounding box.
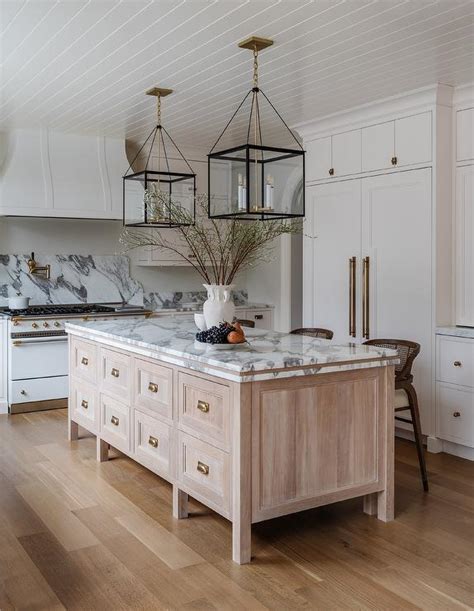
[12,337,68,346]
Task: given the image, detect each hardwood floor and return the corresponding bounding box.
[0,409,473,610]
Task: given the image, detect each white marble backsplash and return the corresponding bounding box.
[0,254,143,306]
[144,289,249,310]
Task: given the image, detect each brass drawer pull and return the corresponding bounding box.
[197,461,209,476]
[148,435,159,448]
[197,400,210,413]
[81,399,89,409]
[453,411,461,418]
[81,356,89,366]
[111,368,120,378]
[148,382,159,393]
[453,360,462,367]
[110,415,119,426]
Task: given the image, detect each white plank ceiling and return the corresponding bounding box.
[1,0,473,149]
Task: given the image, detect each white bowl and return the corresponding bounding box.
[8,296,30,310]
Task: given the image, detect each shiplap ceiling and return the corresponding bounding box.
[1,0,473,149]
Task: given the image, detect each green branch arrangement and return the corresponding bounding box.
[120,191,302,285]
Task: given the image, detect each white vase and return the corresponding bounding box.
[202,284,235,328]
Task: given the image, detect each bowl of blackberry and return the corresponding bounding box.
[195,321,248,349]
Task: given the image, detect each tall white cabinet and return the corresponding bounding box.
[298,85,453,442]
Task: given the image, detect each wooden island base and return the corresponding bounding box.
[68,332,395,564]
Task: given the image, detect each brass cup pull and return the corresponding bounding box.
[111,368,120,378]
[111,415,119,426]
[148,435,159,448]
[197,400,210,413]
[81,356,89,366]
[329,167,334,176]
[197,461,209,476]
[453,411,461,418]
[148,382,159,393]
[81,399,89,409]
[391,156,398,165]
[453,361,462,367]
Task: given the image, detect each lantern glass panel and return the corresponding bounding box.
[208,147,247,218]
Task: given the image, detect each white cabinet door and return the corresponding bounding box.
[395,112,432,167]
[304,180,362,344]
[455,165,474,326]
[0,320,7,413]
[361,169,432,433]
[361,121,394,172]
[331,129,361,177]
[456,108,474,162]
[306,137,331,181]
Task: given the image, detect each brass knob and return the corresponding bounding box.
[197,461,209,476]
[111,368,120,378]
[110,415,119,426]
[148,435,159,448]
[20,390,27,395]
[453,360,462,367]
[328,167,334,176]
[391,156,398,166]
[32,322,38,328]
[43,322,49,328]
[81,399,88,409]
[13,320,20,326]
[197,400,210,413]
[54,321,61,327]
[148,382,158,393]
[453,411,461,418]
[81,356,89,366]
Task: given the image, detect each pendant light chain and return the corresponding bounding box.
[157,92,161,174]
[253,45,259,89]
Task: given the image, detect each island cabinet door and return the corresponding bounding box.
[251,370,383,523]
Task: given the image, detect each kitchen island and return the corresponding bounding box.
[66,317,398,564]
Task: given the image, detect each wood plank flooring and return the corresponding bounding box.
[0,409,473,610]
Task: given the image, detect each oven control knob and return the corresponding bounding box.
[43,322,49,328]
[54,321,61,327]
[31,322,38,328]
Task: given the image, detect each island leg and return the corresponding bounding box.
[363,493,378,516]
[173,486,188,519]
[232,384,252,564]
[68,419,79,441]
[96,437,109,462]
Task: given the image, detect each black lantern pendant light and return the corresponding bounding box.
[208,36,305,221]
[123,87,196,227]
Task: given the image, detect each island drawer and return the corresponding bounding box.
[437,336,474,388]
[70,379,98,432]
[133,358,173,421]
[436,383,474,447]
[178,372,230,450]
[100,347,131,401]
[100,393,130,453]
[134,409,173,480]
[178,431,230,516]
[70,338,97,383]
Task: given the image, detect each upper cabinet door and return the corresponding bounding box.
[306,136,331,181]
[331,129,361,177]
[395,112,432,167]
[456,108,474,162]
[456,165,474,327]
[361,121,394,172]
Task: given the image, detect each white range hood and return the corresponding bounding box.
[0,128,128,220]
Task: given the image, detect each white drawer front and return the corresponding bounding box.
[436,383,474,447]
[100,348,131,401]
[245,309,273,330]
[11,337,68,380]
[436,336,474,388]
[70,337,97,383]
[70,379,97,431]
[134,358,172,421]
[100,393,130,453]
[134,409,173,480]
[11,376,68,404]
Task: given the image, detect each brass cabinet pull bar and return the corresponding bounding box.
[148,435,159,448]
[81,356,89,366]
[349,256,356,337]
[197,461,209,475]
[111,415,119,426]
[81,399,89,409]
[148,382,159,393]
[111,368,120,378]
[197,400,210,413]
[362,256,370,339]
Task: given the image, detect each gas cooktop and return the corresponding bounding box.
[2,303,119,317]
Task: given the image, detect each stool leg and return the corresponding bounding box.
[406,385,429,492]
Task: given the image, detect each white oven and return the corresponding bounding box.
[10,334,68,379]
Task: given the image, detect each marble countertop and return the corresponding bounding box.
[436,326,474,339]
[150,302,273,314]
[66,318,398,383]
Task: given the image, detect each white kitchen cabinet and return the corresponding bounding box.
[306,130,361,181]
[361,121,394,172]
[456,107,474,162]
[305,136,331,181]
[0,320,7,414]
[455,165,474,327]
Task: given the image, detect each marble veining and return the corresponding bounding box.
[66,317,398,383]
[144,289,250,310]
[436,326,474,339]
[0,254,143,306]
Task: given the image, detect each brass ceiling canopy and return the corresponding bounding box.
[145,87,173,98]
[237,36,273,52]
